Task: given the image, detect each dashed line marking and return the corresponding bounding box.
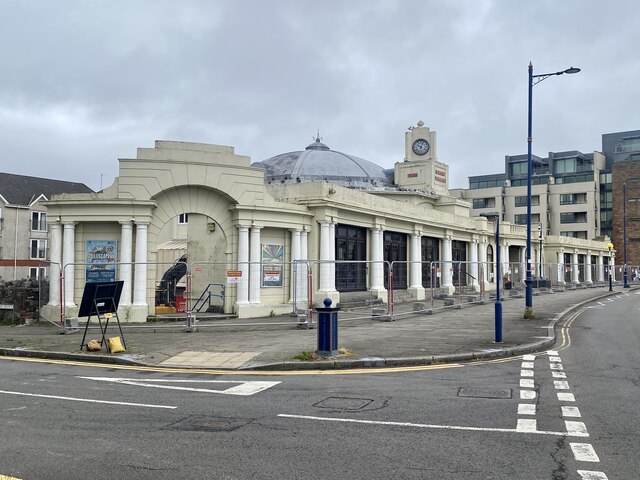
[558,392,576,402]
[549,356,562,362]
[520,379,535,388]
[547,350,559,356]
[566,421,588,436]
[571,443,600,462]
[577,470,608,479]
[521,369,534,377]
[550,363,564,370]
[554,380,570,389]
[552,371,567,378]
[562,406,582,418]
[523,354,536,361]
[516,418,537,432]
[521,361,535,369]
[518,404,536,415]
[520,390,536,400]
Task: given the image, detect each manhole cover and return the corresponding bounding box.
[314,397,374,410]
[163,415,253,432]
[457,387,512,399]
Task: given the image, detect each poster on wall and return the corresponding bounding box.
[86,240,117,283]
[261,244,284,287]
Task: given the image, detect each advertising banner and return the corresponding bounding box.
[86,240,117,283]
[261,244,284,287]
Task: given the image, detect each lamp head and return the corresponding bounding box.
[564,67,581,74]
[607,242,614,250]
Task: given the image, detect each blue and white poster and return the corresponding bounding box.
[86,240,117,283]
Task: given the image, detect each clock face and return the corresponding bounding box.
[412,138,430,156]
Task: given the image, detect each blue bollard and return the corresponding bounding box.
[315,298,339,357]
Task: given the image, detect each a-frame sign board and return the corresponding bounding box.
[79,281,125,351]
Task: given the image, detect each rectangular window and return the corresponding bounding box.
[560,193,587,205]
[515,195,539,207]
[472,198,495,209]
[510,162,528,176]
[178,213,189,224]
[560,231,588,239]
[514,214,539,225]
[29,267,46,280]
[560,212,588,224]
[31,211,47,231]
[30,239,47,259]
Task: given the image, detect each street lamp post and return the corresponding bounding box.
[607,242,614,291]
[526,63,580,309]
[482,212,502,343]
[623,183,629,288]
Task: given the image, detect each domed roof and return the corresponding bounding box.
[255,136,393,188]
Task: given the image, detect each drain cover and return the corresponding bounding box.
[164,415,253,432]
[457,387,512,399]
[314,397,374,410]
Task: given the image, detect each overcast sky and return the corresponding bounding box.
[1,0,638,191]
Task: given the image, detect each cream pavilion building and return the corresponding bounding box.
[40,122,610,322]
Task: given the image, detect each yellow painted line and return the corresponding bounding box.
[0,475,23,480]
[0,355,462,376]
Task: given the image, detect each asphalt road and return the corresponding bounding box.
[0,292,637,479]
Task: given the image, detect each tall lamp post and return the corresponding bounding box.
[482,212,502,343]
[526,63,581,309]
[607,242,614,291]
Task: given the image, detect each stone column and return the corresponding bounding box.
[300,229,309,302]
[478,238,488,286]
[62,222,76,306]
[48,222,62,306]
[249,225,262,304]
[572,250,579,285]
[119,221,133,305]
[442,235,454,295]
[370,228,386,295]
[469,239,479,292]
[289,229,301,303]
[585,251,593,285]
[408,233,425,300]
[557,251,565,286]
[236,225,250,305]
[329,221,336,285]
[319,221,331,292]
[133,222,148,306]
[597,253,604,283]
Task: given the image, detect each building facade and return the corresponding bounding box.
[0,173,93,282]
[39,123,609,322]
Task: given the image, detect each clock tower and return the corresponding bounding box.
[395,120,449,195]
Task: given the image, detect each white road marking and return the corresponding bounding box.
[562,406,582,418]
[520,379,535,388]
[516,419,537,432]
[570,443,600,462]
[518,404,536,415]
[278,414,587,437]
[77,377,280,396]
[596,302,605,306]
[521,370,534,377]
[558,392,576,402]
[552,371,567,378]
[554,380,570,390]
[566,421,588,436]
[550,363,564,370]
[523,354,536,361]
[520,390,536,400]
[607,298,614,302]
[549,356,562,363]
[585,306,603,309]
[547,350,559,356]
[577,470,608,479]
[521,361,535,369]
[0,389,176,409]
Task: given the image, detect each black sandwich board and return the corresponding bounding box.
[79,281,126,351]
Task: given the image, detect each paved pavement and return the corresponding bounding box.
[0,286,633,371]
